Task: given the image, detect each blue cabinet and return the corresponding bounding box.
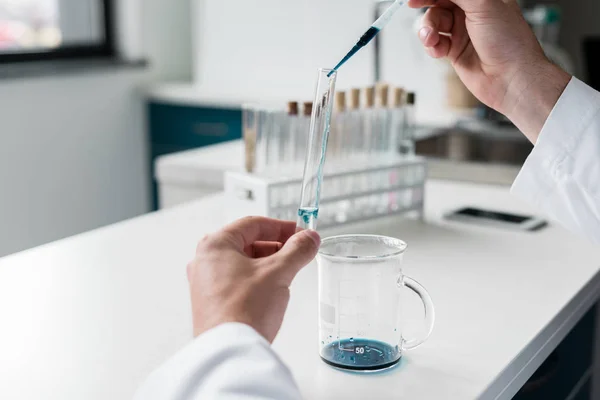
[513,305,596,400]
[147,101,242,209]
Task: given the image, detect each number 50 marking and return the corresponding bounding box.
[355,347,365,354]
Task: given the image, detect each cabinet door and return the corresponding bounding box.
[147,102,243,210]
[149,102,242,148]
[513,305,596,400]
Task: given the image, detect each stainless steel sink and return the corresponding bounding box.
[414,123,533,186]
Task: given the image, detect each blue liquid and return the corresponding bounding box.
[298,207,319,229]
[320,338,401,371]
[328,27,380,77]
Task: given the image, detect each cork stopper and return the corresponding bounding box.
[335,91,347,112]
[393,88,405,107]
[406,92,416,105]
[350,88,360,110]
[287,101,299,116]
[364,87,375,108]
[303,102,313,117]
[376,83,390,107]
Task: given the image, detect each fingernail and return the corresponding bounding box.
[304,230,321,247]
[419,27,431,42]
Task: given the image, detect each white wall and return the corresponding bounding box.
[0,71,150,257]
[0,0,194,257]
[196,0,448,118]
[142,0,193,82]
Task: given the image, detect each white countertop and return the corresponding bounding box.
[1,180,599,400]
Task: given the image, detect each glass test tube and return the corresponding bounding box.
[286,101,299,169]
[329,91,346,162]
[297,68,338,230]
[255,107,270,174]
[375,83,391,157]
[363,86,376,159]
[265,108,279,174]
[363,86,380,214]
[389,87,405,211]
[348,88,362,159]
[273,107,288,168]
[331,91,351,223]
[296,102,313,164]
[353,87,375,216]
[375,84,392,213]
[400,92,416,156]
[391,87,405,155]
[242,103,259,173]
[347,88,363,218]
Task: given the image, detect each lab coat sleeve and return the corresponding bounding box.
[511,77,600,243]
[133,323,303,400]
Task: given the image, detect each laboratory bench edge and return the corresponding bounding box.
[145,97,597,400]
[147,99,242,210]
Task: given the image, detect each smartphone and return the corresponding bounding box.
[445,207,547,231]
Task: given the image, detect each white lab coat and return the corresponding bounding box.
[134,77,600,400]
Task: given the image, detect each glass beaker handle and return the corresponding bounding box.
[399,275,435,351]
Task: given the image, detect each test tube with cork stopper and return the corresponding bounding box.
[363,86,376,158]
[298,101,313,163]
[375,83,391,155]
[331,91,347,161]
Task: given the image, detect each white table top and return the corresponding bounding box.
[1,180,599,400]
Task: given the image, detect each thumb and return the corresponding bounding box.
[271,229,321,284]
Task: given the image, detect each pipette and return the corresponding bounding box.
[328,0,407,77]
[297,68,338,230]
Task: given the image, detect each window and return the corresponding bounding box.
[0,0,114,63]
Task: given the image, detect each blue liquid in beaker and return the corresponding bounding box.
[320,338,400,371]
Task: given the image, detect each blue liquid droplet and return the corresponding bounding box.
[394,328,397,332]
[298,207,319,225]
[349,337,354,342]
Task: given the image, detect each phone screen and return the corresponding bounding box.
[454,207,531,224]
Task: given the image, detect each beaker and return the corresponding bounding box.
[317,234,434,371]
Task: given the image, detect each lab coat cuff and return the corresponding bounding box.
[195,322,270,346]
[511,77,600,205]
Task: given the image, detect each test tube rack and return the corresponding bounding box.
[224,155,427,229]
